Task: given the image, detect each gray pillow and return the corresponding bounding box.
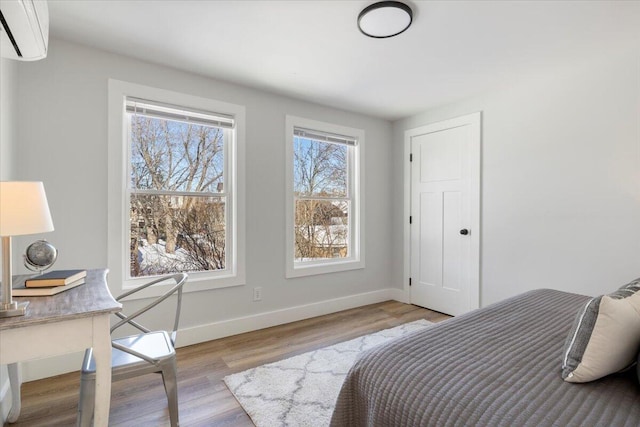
[561,278,640,383]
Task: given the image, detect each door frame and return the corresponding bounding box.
[403,112,482,311]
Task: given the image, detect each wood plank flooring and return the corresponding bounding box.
[5,301,449,427]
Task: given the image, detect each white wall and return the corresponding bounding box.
[12,38,394,380]
[0,57,19,424]
[392,48,640,306]
[0,58,18,180]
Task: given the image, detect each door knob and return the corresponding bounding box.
[459,229,469,235]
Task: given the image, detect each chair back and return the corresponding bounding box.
[111,273,188,346]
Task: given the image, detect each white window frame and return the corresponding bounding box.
[285,115,365,278]
[108,79,245,298]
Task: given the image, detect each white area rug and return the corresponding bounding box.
[224,319,433,427]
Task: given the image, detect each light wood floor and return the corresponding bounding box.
[5,301,449,427]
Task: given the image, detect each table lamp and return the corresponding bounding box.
[0,182,54,317]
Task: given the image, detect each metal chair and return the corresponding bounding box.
[77,272,188,427]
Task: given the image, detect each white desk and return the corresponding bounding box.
[0,269,121,426]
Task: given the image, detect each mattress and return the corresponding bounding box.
[330,289,640,426]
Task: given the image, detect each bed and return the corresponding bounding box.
[330,289,640,426]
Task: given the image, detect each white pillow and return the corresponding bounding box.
[561,278,640,383]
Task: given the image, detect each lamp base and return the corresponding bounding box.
[0,301,29,318]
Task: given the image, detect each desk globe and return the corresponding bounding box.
[24,239,58,273]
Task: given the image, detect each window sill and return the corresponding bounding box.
[286,259,365,278]
[114,271,245,300]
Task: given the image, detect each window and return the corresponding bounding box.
[108,80,245,295]
[126,98,232,277]
[285,116,364,277]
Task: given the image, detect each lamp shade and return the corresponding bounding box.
[0,181,54,236]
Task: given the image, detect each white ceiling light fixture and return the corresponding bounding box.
[358,1,413,39]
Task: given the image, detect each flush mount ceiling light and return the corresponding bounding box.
[358,1,413,38]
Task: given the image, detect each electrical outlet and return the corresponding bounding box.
[253,287,262,301]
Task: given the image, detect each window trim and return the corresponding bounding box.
[285,115,365,278]
[108,79,245,299]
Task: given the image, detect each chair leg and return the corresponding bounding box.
[161,358,179,427]
[77,374,95,427]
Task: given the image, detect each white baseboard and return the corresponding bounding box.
[389,287,409,304]
[177,288,398,346]
[10,288,404,383]
[21,352,85,383]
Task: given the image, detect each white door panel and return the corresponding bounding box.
[420,127,463,182]
[419,191,442,287]
[443,191,462,292]
[407,113,480,316]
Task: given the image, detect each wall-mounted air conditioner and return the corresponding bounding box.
[0,0,48,61]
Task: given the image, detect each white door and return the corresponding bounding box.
[407,113,480,316]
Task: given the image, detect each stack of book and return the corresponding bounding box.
[12,269,87,296]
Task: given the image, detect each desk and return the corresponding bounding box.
[0,269,121,426]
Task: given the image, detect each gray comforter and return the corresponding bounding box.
[330,289,640,426]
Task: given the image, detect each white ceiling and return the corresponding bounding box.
[47,1,640,121]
